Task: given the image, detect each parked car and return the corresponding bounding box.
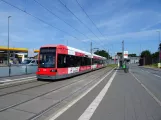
[21,59,38,66]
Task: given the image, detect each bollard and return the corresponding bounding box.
[25,65,27,74]
[9,65,11,76]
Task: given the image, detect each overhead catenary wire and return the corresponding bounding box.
[0,0,80,40]
[57,0,101,41]
[75,0,107,40]
[33,0,93,41]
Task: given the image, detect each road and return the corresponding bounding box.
[0,65,161,120]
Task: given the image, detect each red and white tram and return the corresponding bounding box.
[36,45,107,80]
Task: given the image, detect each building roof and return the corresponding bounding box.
[0,46,39,53]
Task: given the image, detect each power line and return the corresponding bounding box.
[33,0,93,41]
[75,0,108,41]
[0,0,79,40]
[57,0,101,41]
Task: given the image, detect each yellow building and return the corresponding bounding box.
[0,46,39,64]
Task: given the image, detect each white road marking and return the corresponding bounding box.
[0,78,36,85]
[0,76,36,83]
[141,69,145,72]
[141,69,161,79]
[2,79,11,81]
[146,71,150,73]
[153,74,161,78]
[48,68,115,120]
[130,72,161,107]
[78,70,117,120]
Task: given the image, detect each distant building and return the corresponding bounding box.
[129,57,140,64]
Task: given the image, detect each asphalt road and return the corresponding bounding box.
[47,64,161,120]
[1,65,161,120]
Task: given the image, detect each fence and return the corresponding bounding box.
[139,57,159,66]
[0,65,37,77]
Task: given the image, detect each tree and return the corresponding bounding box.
[152,52,159,59]
[141,50,151,58]
[152,52,159,63]
[159,43,161,51]
[94,50,110,59]
[128,53,137,57]
[140,50,152,65]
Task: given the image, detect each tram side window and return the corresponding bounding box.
[76,56,81,66]
[58,54,92,68]
[84,57,91,65]
[66,55,75,67]
[58,54,67,68]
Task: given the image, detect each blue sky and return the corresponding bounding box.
[0,0,161,55]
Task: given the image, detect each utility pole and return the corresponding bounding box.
[140,44,142,56]
[108,49,109,64]
[90,42,92,66]
[122,40,124,60]
[157,31,161,63]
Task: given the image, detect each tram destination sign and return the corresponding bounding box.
[40,48,56,53]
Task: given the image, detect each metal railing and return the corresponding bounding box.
[0,65,37,77]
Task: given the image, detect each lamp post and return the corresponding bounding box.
[8,16,11,66]
[8,16,11,76]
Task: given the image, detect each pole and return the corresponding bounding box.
[159,31,160,63]
[122,40,124,67]
[122,40,124,59]
[108,49,109,64]
[140,44,142,56]
[8,17,10,66]
[8,16,11,76]
[90,42,92,66]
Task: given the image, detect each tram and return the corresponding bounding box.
[36,45,107,80]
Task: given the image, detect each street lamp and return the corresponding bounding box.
[8,16,11,66]
[157,31,160,63]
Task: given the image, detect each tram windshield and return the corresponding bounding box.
[39,47,56,68]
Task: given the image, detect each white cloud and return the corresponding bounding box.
[141,20,161,31]
[82,29,161,42]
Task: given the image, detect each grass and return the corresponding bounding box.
[107,64,118,68]
[145,63,158,68]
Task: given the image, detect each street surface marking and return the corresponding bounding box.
[48,68,115,120]
[141,69,161,79]
[146,71,150,73]
[78,70,117,120]
[0,78,36,85]
[153,74,161,79]
[130,72,161,107]
[0,76,36,83]
[141,69,144,72]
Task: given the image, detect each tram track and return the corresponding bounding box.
[0,67,110,113]
[0,68,103,97]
